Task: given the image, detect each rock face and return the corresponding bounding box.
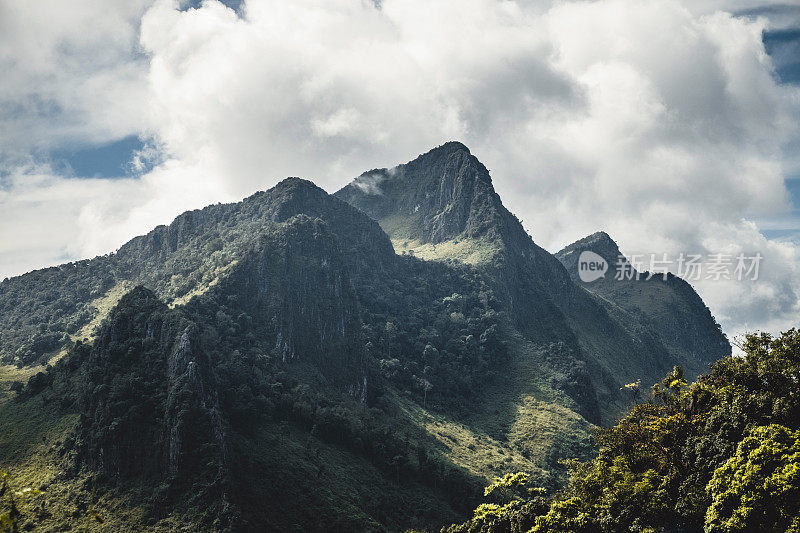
[336,141,575,328]
[46,214,370,526]
[71,287,225,487]
[163,324,227,479]
[337,142,504,244]
[115,177,395,292]
[556,231,623,272]
[216,215,366,395]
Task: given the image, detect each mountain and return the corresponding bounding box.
[0,143,729,532]
[336,141,574,310]
[556,231,730,375]
[335,142,729,418]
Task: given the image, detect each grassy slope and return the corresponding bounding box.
[392,238,502,267]
[395,313,594,491]
[461,323,594,482]
[168,260,238,308]
[0,281,136,370]
[231,421,465,532]
[72,281,135,343]
[594,279,710,376]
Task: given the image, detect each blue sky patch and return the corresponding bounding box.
[181,0,243,12]
[763,28,800,84]
[50,135,144,179]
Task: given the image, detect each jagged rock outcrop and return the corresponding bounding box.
[164,325,227,478]
[337,142,505,244]
[556,231,623,272]
[336,142,575,328]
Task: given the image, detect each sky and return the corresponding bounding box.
[1,0,799,340]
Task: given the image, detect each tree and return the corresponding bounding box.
[705,424,800,533]
[443,472,549,533]
[384,322,397,358]
[421,378,433,408]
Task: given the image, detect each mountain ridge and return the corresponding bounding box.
[0,142,730,532]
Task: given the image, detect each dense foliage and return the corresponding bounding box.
[16,272,486,530]
[359,256,509,413]
[0,177,392,366]
[446,329,800,533]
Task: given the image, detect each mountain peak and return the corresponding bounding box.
[574,231,617,249]
[334,142,499,243]
[556,231,622,266]
[272,176,319,191]
[404,141,490,187]
[249,176,325,203]
[555,230,730,366]
[431,140,471,156]
[586,230,613,244]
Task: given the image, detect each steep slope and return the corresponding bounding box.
[3,215,479,531]
[556,231,729,376]
[337,141,509,244]
[10,286,231,530]
[205,214,367,393]
[336,141,573,308]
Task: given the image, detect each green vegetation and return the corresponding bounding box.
[446,329,800,532]
[0,215,504,530]
[0,176,393,367]
[0,470,43,532]
[0,258,115,366]
[363,255,509,413]
[392,237,502,267]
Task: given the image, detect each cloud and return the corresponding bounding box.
[0,0,153,154]
[1,0,798,338]
[0,161,143,279]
